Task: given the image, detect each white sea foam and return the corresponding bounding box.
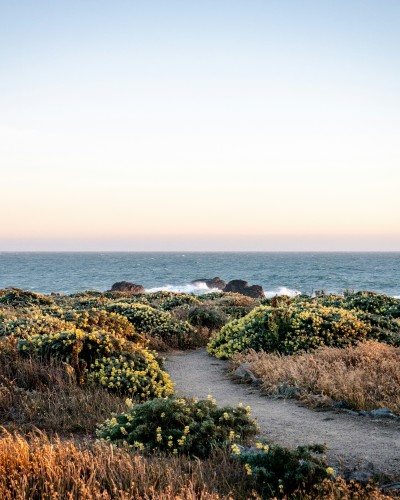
[263,286,301,298]
[145,282,221,295]
[145,282,301,297]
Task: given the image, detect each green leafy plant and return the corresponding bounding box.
[236,442,332,498]
[106,302,196,348]
[97,396,258,458]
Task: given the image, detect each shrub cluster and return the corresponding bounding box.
[97,396,258,458]
[0,288,54,308]
[106,302,196,348]
[317,290,400,317]
[17,330,174,401]
[208,303,378,359]
[236,442,332,498]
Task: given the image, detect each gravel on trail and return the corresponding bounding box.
[165,348,400,480]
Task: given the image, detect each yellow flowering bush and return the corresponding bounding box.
[0,312,69,338]
[17,330,174,401]
[208,303,378,359]
[89,352,174,399]
[97,396,258,458]
[106,302,196,348]
[316,290,400,317]
[58,308,143,343]
[159,294,201,311]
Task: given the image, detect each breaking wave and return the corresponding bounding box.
[145,283,221,295]
[145,282,301,297]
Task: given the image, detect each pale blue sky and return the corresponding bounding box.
[1,1,399,250]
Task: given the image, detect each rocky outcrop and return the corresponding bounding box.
[223,280,264,298]
[191,277,226,290]
[108,281,145,294]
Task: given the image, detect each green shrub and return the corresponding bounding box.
[316,291,400,317]
[17,330,174,401]
[106,302,196,348]
[159,294,201,311]
[207,303,375,359]
[97,397,258,458]
[0,288,54,308]
[236,442,332,497]
[188,305,228,330]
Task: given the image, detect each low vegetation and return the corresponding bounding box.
[0,287,399,498]
[233,341,400,414]
[208,293,400,359]
[98,396,258,457]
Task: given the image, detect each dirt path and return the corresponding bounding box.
[165,349,400,480]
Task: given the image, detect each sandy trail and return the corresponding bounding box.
[165,349,400,480]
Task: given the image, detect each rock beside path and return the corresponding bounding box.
[108,281,145,294]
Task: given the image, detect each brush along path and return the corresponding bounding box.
[165,348,400,480]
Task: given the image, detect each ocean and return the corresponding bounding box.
[0,252,399,297]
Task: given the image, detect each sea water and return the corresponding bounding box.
[0,252,399,297]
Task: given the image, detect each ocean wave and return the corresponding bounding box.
[145,283,221,294]
[145,282,301,297]
[264,286,301,298]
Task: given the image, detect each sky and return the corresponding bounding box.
[1,0,399,251]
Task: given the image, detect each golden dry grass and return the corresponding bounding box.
[234,341,400,414]
[0,431,251,499]
[0,431,396,500]
[0,348,126,434]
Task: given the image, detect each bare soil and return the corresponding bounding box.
[165,348,400,480]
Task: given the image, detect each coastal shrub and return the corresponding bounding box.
[106,302,196,348]
[207,303,374,359]
[97,396,258,458]
[88,352,174,399]
[188,305,228,330]
[217,293,259,319]
[59,308,144,343]
[0,312,70,338]
[316,291,400,317]
[236,442,331,498]
[159,294,201,311]
[0,288,54,308]
[17,330,174,401]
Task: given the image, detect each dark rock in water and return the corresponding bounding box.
[191,277,226,290]
[108,281,145,294]
[223,280,264,298]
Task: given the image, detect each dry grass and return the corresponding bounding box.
[0,431,396,500]
[0,348,126,434]
[0,431,252,499]
[234,342,400,414]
